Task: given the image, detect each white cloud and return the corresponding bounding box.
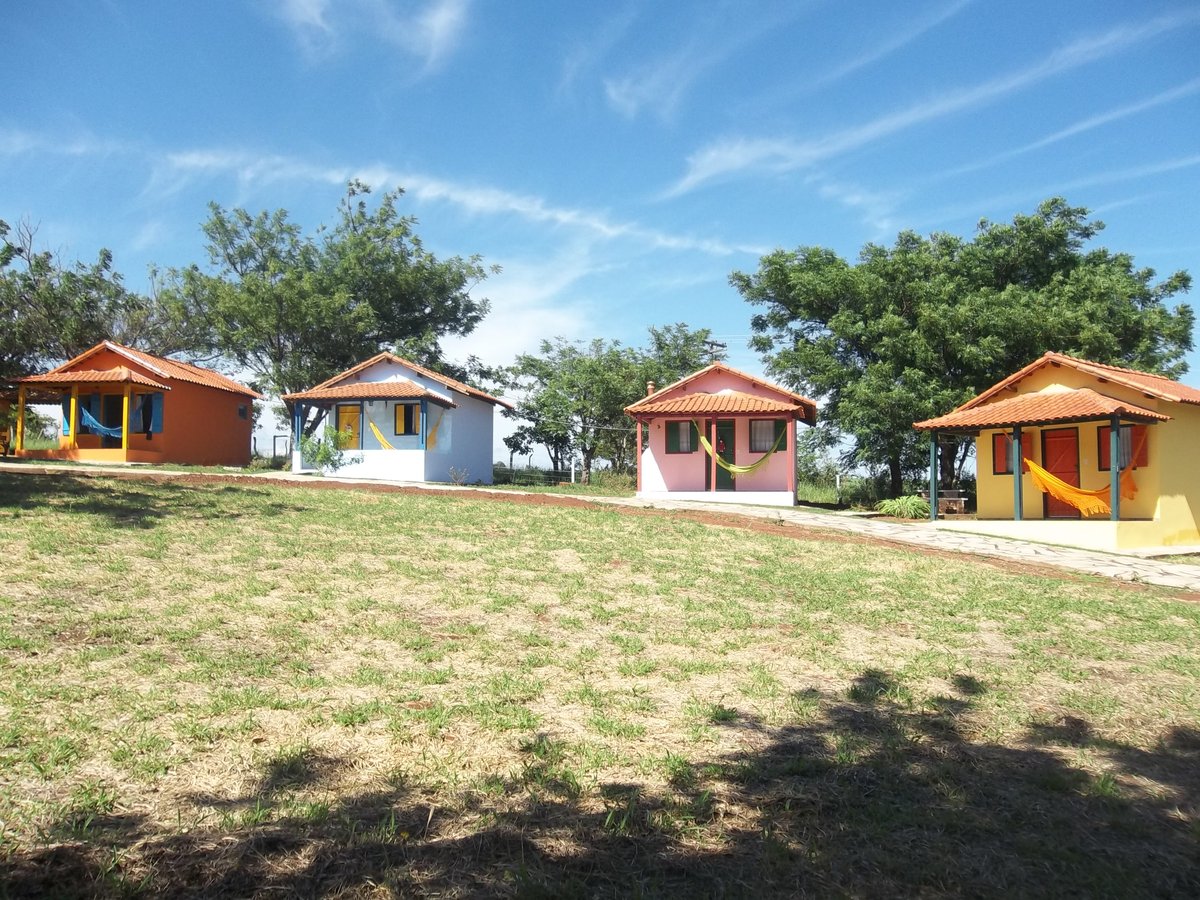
[942,76,1200,179]
[667,10,1200,195]
[808,0,973,90]
[269,0,470,70]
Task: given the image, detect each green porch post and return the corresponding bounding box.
[1012,425,1023,522]
[1110,414,1121,522]
[928,431,938,521]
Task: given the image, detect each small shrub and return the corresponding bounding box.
[298,427,361,472]
[875,495,931,519]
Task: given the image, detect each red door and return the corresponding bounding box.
[1041,428,1079,519]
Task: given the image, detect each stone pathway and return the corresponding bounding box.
[4,460,1200,593]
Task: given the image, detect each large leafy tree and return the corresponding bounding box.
[732,198,1193,496]
[504,324,719,481]
[1,219,194,389]
[167,181,495,433]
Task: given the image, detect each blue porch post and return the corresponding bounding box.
[928,431,939,521]
[420,399,428,449]
[1012,426,1023,522]
[1110,414,1121,522]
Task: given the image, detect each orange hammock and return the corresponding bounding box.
[1023,459,1136,517]
[1020,427,1146,517]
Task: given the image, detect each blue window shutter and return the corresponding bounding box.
[150,393,164,433]
[62,397,71,436]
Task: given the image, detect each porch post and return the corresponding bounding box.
[121,383,131,451]
[928,431,938,521]
[69,385,79,449]
[1012,426,1023,522]
[1110,414,1121,522]
[787,418,796,498]
[15,384,26,451]
[635,419,643,493]
[710,417,717,492]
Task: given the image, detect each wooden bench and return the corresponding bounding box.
[920,489,967,515]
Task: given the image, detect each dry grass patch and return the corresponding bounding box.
[0,472,1198,897]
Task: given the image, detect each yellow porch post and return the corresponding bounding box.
[121,383,131,451]
[69,386,79,449]
[15,385,26,451]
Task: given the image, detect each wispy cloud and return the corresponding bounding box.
[557,6,638,98]
[917,154,1200,229]
[270,0,471,70]
[805,174,904,235]
[667,10,1200,195]
[601,6,805,120]
[158,146,765,257]
[941,76,1200,179]
[808,0,972,90]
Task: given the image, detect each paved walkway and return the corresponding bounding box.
[4,461,1200,593]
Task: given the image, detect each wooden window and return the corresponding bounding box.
[394,404,421,436]
[750,419,786,452]
[665,421,698,453]
[1098,424,1148,470]
[992,431,1033,475]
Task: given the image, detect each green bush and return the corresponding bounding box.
[874,495,931,519]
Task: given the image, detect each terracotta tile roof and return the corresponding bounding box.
[914,388,1171,431]
[281,382,455,405]
[963,351,1200,411]
[305,352,513,409]
[630,389,810,417]
[626,362,818,425]
[20,367,170,390]
[47,341,260,398]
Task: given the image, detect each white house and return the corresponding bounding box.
[284,352,511,484]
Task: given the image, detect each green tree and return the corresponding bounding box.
[504,324,718,480]
[0,219,195,388]
[167,181,495,434]
[732,198,1193,496]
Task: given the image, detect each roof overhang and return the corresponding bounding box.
[19,367,171,391]
[914,387,1170,433]
[281,382,457,407]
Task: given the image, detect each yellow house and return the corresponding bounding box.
[914,352,1200,552]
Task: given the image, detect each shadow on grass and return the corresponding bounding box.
[0,473,311,529]
[3,669,1198,898]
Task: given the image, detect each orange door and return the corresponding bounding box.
[335,404,361,450]
[1041,428,1079,519]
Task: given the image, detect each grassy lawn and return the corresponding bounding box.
[0,473,1198,897]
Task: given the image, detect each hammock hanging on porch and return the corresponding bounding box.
[1023,459,1135,517]
[1021,427,1147,517]
[79,406,123,440]
[692,419,787,479]
[367,419,395,450]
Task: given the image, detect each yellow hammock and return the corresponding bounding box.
[367,419,395,450]
[1023,458,1135,518]
[692,419,787,479]
[1021,426,1146,517]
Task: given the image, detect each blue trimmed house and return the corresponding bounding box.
[283,352,511,484]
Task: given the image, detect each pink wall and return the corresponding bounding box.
[639,370,796,493]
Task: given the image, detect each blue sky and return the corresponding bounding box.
[4,0,1199,392]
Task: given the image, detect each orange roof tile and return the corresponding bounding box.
[281,382,455,405]
[626,362,817,425]
[914,388,1170,431]
[47,342,260,398]
[958,351,1200,412]
[306,352,512,409]
[20,367,170,390]
[630,389,810,417]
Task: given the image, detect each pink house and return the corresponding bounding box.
[625,363,817,507]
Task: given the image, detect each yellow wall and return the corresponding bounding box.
[971,363,1199,547]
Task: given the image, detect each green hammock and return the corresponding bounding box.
[691,419,787,478]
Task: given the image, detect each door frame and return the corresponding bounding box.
[1040,426,1080,519]
[335,402,362,450]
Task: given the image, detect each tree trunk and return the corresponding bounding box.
[889,453,903,498]
[581,449,595,484]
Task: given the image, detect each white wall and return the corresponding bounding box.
[424,394,495,484]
